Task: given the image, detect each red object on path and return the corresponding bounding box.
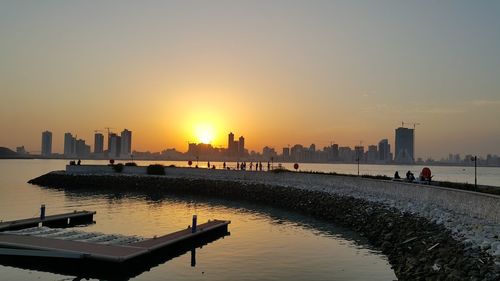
[294,163,299,170]
[188,160,193,166]
[421,167,432,180]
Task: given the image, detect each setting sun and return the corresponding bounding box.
[194,124,215,144]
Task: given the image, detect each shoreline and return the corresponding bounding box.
[28,168,500,280]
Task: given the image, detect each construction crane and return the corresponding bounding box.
[104,127,114,135]
[401,122,421,129]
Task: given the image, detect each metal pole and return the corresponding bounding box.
[474,156,477,189]
[40,204,46,220]
[191,248,196,267]
[357,158,360,176]
[192,215,197,233]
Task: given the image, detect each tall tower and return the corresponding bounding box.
[227,132,235,157]
[120,129,132,157]
[109,133,121,158]
[41,131,52,157]
[94,133,104,154]
[238,136,245,157]
[378,139,391,162]
[394,127,414,164]
[64,133,74,156]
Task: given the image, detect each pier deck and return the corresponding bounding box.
[0,211,96,231]
[0,220,230,263]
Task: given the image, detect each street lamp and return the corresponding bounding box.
[471,156,477,189]
[356,157,360,176]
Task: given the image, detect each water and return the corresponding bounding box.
[0,160,399,280]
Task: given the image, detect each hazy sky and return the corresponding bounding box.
[1,0,499,159]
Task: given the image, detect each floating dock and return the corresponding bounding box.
[0,219,230,262]
[0,210,95,231]
[0,210,230,279]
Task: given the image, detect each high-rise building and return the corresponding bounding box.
[332,144,339,160]
[238,136,245,157]
[290,144,304,162]
[120,129,132,157]
[395,127,414,164]
[94,133,104,154]
[378,139,391,162]
[338,146,353,162]
[75,139,91,157]
[109,133,121,158]
[41,131,52,157]
[367,145,378,162]
[282,147,290,161]
[227,132,237,157]
[354,146,364,161]
[228,132,234,149]
[64,133,76,157]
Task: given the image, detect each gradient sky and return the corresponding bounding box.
[1,0,499,159]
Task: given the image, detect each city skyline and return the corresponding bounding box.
[1,1,499,159]
[18,126,500,165]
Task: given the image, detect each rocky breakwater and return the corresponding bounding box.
[29,170,499,280]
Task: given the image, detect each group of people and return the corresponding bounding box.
[220,161,270,171]
[394,167,432,183]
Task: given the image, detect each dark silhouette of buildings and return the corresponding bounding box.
[395,127,415,164]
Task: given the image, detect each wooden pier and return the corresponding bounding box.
[0,210,230,279]
[0,219,230,262]
[0,210,96,231]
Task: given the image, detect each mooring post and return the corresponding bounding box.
[191,248,196,267]
[192,215,197,233]
[40,204,46,220]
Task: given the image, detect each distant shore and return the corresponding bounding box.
[28,166,500,280]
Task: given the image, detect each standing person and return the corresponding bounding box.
[237,162,240,170]
[223,162,226,169]
[267,162,270,171]
[207,161,210,168]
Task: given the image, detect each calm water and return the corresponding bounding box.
[0,159,396,280]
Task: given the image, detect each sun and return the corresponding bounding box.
[194,124,215,144]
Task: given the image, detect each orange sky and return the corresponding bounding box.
[1,1,499,159]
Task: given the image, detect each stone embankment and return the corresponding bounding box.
[29,166,500,280]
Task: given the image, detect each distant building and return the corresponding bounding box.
[238,136,245,157]
[378,139,391,162]
[41,131,52,156]
[16,146,27,155]
[75,139,91,157]
[290,144,304,162]
[331,144,339,161]
[262,146,277,159]
[367,145,378,162]
[338,146,353,162]
[94,133,104,154]
[282,147,290,161]
[187,143,219,158]
[227,132,237,157]
[354,146,364,161]
[226,132,246,158]
[395,127,414,164]
[120,129,132,157]
[109,133,121,158]
[64,133,76,157]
